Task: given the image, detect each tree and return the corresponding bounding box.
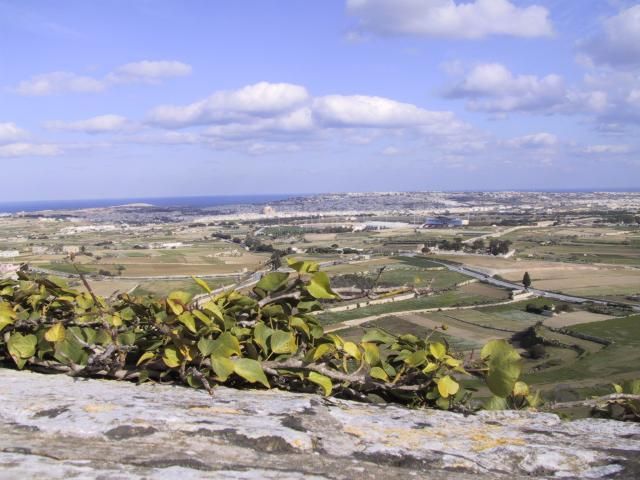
[522,271,532,289]
[269,251,282,271]
[471,239,485,251]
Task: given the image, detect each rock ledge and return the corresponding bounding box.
[1,368,639,479]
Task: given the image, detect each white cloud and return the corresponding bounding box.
[148,82,310,128]
[0,142,61,158]
[0,122,27,143]
[447,63,565,112]
[107,60,192,83]
[15,72,105,95]
[45,115,130,134]
[13,59,192,96]
[313,94,464,135]
[381,146,401,156]
[583,144,630,154]
[506,132,559,149]
[346,0,553,39]
[579,5,640,68]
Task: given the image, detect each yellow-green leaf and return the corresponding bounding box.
[429,342,446,360]
[308,372,332,396]
[343,341,361,360]
[162,347,181,368]
[192,276,212,293]
[270,330,297,354]
[437,375,459,398]
[211,356,235,381]
[136,351,156,366]
[178,312,197,333]
[306,272,338,299]
[44,323,66,342]
[370,366,389,382]
[361,342,380,366]
[405,350,427,367]
[512,381,530,397]
[312,343,335,361]
[233,358,270,388]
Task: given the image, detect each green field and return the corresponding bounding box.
[523,315,640,392]
[317,288,505,325]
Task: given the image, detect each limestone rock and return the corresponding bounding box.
[1,368,639,479]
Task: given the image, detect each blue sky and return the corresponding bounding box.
[1,0,639,200]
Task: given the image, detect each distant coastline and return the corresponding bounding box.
[0,194,300,214]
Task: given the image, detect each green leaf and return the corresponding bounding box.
[192,276,212,293]
[167,290,192,315]
[422,362,439,374]
[0,303,16,331]
[202,301,224,321]
[481,340,522,398]
[404,350,427,368]
[361,328,396,345]
[429,342,446,360]
[483,396,509,411]
[8,333,37,368]
[162,347,181,368]
[197,337,216,357]
[362,342,380,366]
[289,316,310,337]
[178,312,197,333]
[136,351,155,366]
[117,331,136,346]
[193,309,214,327]
[253,322,273,353]
[312,343,335,361]
[211,356,235,381]
[287,258,319,274]
[255,272,290,292]
[233,358,270,388]
[370,366,389,382]
[308,372,332,396]
[343,341,361,360]
[210,332,242,358]
[306,272,338,299]
[44,323,66,342]
[436,375,459,398]
[270,330,297,354]
[512,381,530,397]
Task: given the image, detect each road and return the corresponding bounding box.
[430,260,640,311]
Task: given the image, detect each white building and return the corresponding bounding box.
[62,246,81,254]
[0,250,20,258]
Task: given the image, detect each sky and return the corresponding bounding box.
[1,0,640,201]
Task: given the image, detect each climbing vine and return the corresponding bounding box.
[1,259,531,410]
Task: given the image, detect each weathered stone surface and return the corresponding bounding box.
[1,368,639,479]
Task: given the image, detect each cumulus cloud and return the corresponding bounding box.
[505,132,559,149]
[346,0,553,39]
[583,144,630,154]
[45,114,130,134]
[143,81,474,156]
[148,82,310,128]
[107,60,192,84]
[446,63,566,112]
[15,72,105,95]
[579,5,640,68]
[13,60,192,96]
[0,142,61,158]
[0,122,27,143]
[313,95,452,128]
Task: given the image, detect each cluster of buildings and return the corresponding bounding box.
[423,216,469,228]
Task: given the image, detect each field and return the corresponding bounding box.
[523,315,640,396]
[2,208,640,404]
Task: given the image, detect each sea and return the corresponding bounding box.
[0,194,299,214]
